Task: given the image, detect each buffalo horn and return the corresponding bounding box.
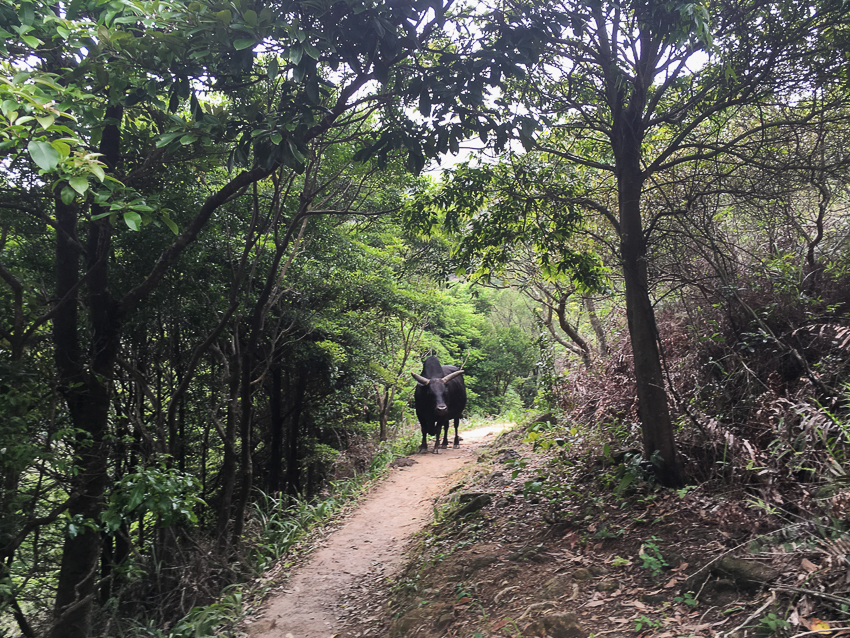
[441,370,465,383]
[412,373,431,385]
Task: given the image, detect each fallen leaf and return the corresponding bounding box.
[663,577,679,588]
[801,558,819,573]
[801,617,832,635]
[585,600,606,607]
[490,618,510,631]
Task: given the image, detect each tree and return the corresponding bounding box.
[1,0,549,633]
[426,0,850,486]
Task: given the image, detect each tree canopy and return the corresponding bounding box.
[4,0,850,635]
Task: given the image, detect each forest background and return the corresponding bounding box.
[2,0,850,636]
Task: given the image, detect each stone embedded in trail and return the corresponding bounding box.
[497,449,521,463]
[451,493,492,518]
[524,612,585,638]
[390,457,417,468]
[595,579,620,592]
[538,574,572,599]
[714,556,781,590]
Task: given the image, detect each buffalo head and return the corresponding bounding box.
[412,369,464,417]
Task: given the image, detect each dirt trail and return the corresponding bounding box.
[246,424,508,638]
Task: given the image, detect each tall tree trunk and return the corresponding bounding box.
[50,105,124,638]
[376,387,390,441]
[618,171,684,488]
[50,216,119,638]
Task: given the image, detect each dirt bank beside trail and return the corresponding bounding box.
[245,423,509,638]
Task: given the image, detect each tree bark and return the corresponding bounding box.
[268,363,283,493]
[50,104,125,637]
[215,342,241,550]
[50,215,119,638]
[231,347,254,546]
[583,295,609,357]
[285,372,307,497]
[618,170,684,488]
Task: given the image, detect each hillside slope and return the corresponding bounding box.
[338,426,847,638]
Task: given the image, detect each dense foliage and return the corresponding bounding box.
[3,0,850,635]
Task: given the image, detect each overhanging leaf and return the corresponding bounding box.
[27,140,60,171]
[69,175,89,195]
[123,211,143,231]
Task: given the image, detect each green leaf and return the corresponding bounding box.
[51,140,71,157]
[215,9,232,23]
[27,140,60,171]
[21,35,41,48]
[155,132,183,148]
[234,37,255,50]
[303,42,319,60]
[90,165,106,182]
[69,175,89,195]
[243,9,257,26]
[267,56,279,80]
[19,2,35,25]
[161,213,179,235]
[35,114,55,130]
[306,79,319,104]
[123,211,143,231]
[288,44,303,64]
[287,138,306,163]
[60,186,76,205]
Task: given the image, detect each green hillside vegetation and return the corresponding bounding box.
[2,0,850,635]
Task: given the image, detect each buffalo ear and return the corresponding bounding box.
[412,373,430,385]
[441,370,464,383]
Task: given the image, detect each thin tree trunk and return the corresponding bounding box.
[268,364,283,493]
[583,295,609,357]
[285,373,307,497]
[231,347,254,546]
[50,216,118,638]
[215,342,241,550]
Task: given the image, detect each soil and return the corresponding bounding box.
[244,423,509,638]
[245,424,850,638]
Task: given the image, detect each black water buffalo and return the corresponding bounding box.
[412,356,467,454]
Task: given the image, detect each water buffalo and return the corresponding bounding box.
[412,355,467,453]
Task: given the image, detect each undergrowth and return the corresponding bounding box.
[123,428,419,638]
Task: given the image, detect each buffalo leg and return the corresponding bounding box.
[440,420,449,449]
[453,417,461,448]
[432,423,442,454]
[419,429,429,453]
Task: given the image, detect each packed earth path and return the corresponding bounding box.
[245,423,510,638]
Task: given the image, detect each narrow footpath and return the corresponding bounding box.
[245,424,508,638]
